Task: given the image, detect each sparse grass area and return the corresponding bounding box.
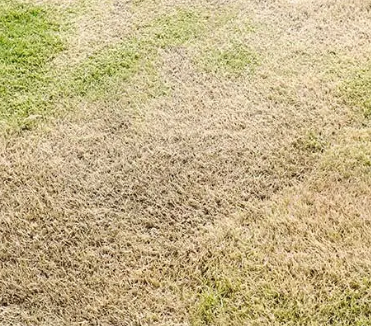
[1,0,371,325]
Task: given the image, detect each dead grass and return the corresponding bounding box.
[1,0,371,325]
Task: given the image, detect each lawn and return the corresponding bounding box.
[1,0,371,325]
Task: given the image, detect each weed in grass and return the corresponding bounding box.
[0,1,63,124]
[196,290,221,324]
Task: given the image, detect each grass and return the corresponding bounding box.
[294,130,327,153]
[72,9,210,101]
[187,129,371,324]
[1,0,371,325]
[343,66,371,118]
[0,5,209,127]
[200,43,258,77]
[0,5,257,127]
[195,12,257,77]
[73,40,143,98]
[71,8,245,102]
[190,242,371,325]
[0,0,63,126]
[145,9,208,48]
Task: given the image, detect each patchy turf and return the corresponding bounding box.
[72,9,210,101]
[187,127,371,325]
[1,0,371,325]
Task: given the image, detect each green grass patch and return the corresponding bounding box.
[193,278,241,325]
[73,41,143,98]
[191,11,257,77]
[72,39,168,102]
[0,4,256,127]
[294,130,327,153]
[190,261,371,325]
[140,9,208,48]
[342,66,371,118]
[320,136,371,180]
[0,0,64,125]
[200,43,258,77]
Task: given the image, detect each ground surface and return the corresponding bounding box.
[1,0,371,325]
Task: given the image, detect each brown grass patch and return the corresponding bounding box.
[1,0,371,324]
